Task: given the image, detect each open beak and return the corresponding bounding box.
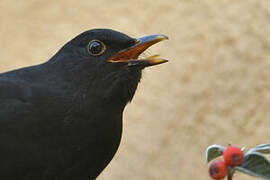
[108,34,168,68]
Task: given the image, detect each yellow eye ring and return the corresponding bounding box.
[87,40,106,56]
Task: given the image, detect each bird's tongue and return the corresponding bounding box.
[126,55,168,67]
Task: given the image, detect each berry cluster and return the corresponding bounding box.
[209,146,244,180]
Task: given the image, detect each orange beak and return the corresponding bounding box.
[108,34,168,68]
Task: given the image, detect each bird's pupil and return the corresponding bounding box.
[90,41,103,54]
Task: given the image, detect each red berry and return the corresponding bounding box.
[223,146,244,166]
[209,160,227,180]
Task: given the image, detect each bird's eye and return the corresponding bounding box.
[87,40,106,56]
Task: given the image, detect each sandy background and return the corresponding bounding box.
[1,0,270,179]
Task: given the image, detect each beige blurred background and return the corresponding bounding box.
[1,0,270,179]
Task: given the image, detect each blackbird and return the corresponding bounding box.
[0,29,168,180]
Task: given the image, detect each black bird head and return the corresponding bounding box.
[50,29,168,110]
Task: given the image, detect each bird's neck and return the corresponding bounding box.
[45,51,142,111]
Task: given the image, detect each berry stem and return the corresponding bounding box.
[227,167,234,180]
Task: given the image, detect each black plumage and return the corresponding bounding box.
[0,29,168,179]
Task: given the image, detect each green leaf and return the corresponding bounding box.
[247,144,270,154]
[235,152,270,179]
[206,145,226,163]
